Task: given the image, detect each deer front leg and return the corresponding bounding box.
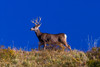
[43,42,46,50]
[38,42,42,50]
[38,44,41,50]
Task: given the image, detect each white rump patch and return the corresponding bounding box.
[64,34,67,41]
[65,34,67,39]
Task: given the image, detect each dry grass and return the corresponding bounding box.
[0,47,89,67]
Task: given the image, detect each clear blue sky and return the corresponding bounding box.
[0,0,100,51]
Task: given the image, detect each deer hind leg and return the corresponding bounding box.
[63,42,71,51]
[66,43,71,51]
[58,43,65,51]
[63,34,71,51]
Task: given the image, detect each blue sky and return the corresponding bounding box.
[0,0,100,51]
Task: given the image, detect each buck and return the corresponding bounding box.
[30,17,71,51]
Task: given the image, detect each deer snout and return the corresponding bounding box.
[31,28,34,31]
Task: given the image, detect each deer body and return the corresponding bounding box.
[31,17,71,51]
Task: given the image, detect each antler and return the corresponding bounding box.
[31,20,37,25]
[31,17,41,25]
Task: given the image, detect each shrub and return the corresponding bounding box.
[86,47,100,67]
[0,47,16,62]
[87,60,100,67]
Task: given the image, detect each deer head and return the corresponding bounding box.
[31,17,41,31]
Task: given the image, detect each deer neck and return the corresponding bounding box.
[35,29,42,37]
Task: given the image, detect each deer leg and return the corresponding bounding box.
[38,44,40,50]
[64,42,71,51]
[38,42,43,50]
[58,43,65,51]
[43,42,46,50]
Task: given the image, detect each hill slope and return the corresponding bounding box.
[0,48,88,67]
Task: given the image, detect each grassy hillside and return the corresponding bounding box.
[0,46,100,67]
[0,47,88,67]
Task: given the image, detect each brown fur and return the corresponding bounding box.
[31,25,71,51]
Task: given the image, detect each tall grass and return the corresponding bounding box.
[0,47,88,67]
[1,43,100,67]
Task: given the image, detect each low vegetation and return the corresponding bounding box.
[86,47,100,67]
[0,45,100,67]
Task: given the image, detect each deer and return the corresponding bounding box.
[30,17,71,51]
